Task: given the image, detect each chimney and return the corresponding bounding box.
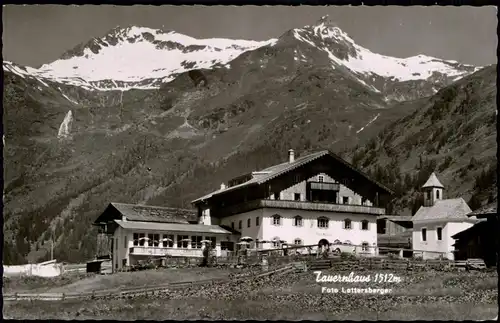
[220,183,226,190]
[288,149,295,163]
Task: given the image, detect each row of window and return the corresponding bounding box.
[421,227,442,242]
[230,215,370,230]
[231,217,260,230]
[272,237,371,251]
[273,192,351,204]
[131,233,216,249]
[273,215,369,230]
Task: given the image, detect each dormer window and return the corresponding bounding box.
[318,175,324,183]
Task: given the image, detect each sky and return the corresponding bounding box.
[2,5,497,68]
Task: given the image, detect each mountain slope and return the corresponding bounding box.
[345,65,497,215]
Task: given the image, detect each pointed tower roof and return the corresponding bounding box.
[422,172,444,189]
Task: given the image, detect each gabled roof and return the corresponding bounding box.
[467,202,498,218]
[192,150,393,204]
[422,172,444,189]
[94,202,197,224]
[377,215,413,222]
[114,220,231,234]
[412,198,476,223]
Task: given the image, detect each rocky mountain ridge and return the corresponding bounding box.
[4,16,479,101]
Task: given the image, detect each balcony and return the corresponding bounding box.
[309,181,340,191]
[216,199,386,217]
[129,247,203,257]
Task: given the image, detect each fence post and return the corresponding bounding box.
[62,292,65,301]
[14,292,18,301]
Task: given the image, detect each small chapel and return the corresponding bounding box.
[411,172,479,260]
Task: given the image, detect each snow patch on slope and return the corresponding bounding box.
[58,110,73,138]
[356,113,380,134]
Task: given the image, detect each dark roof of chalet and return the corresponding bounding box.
[192,150,393,204]
[94,202,198,224]
[467,202,498,218]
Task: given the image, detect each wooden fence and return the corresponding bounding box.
[3,263,297,302]
[306,257,489,272]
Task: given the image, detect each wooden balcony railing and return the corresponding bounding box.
[216,199,386,217]
[309,181,340,191]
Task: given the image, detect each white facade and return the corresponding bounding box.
[111,226,236,271]
[412,221,474,260]
[199,172,379,255]
[221,208,377,253]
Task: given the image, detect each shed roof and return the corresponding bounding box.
[192,150,393,204]
[412,198,476,223]
[378,230,412,245]
[422,172,444,189]
[377,215,413,222]
[114,220,231,234]
[94,202,197,224]
[467,202,498,218]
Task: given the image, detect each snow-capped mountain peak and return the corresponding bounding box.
[10,26,277,91]
[287,17,480,88]
[3,17,480,95]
